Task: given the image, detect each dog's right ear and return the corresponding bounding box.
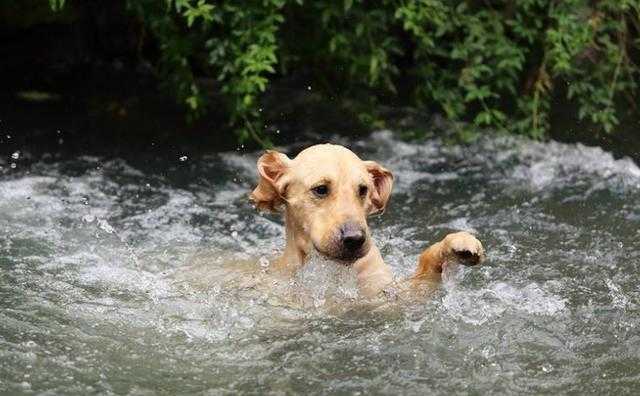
[250,150,291,212]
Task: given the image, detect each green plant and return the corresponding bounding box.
[48,0,64,11]
[128,0,286,145]
[48,0,640,144]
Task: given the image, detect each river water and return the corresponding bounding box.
[1,130,639,394]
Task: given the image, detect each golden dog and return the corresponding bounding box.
[250,143,484,296]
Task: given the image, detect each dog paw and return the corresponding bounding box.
[442,231,485,266]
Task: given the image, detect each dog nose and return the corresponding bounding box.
[340,223,366,251]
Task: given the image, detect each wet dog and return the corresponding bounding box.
[250,144,484,296]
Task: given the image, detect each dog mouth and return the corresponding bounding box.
[312,243,369,265]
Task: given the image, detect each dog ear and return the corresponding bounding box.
[250,150,291,212]
[364,160,394,215]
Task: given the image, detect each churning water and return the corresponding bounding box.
[1,131,639,394]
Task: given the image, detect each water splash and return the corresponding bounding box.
[1,130,639,394]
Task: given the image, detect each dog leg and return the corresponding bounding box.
[353,245,394,298]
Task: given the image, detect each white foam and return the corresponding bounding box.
[443,281,566,325]
[508,140,640,190]
[292,253,360,306]
[605,278,630,308]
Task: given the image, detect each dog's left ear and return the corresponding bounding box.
[364,160,394,214]
[250,150,291,212]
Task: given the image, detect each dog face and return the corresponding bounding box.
[250,144,393,264]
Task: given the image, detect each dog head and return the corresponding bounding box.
[250,144,393,264]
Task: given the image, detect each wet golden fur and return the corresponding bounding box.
[250,143,484,297]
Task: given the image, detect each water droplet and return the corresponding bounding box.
[179,155,188,162]
[307,86,312,90]
[11,151,20,160]
[259,256,270,268]
[10,163,16,169]
[97,219,115,234]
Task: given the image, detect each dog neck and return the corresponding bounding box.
[273,209,393,296]
[275,210,311,271]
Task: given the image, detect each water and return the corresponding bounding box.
[1,131,639,394]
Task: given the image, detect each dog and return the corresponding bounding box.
[250,143,484,297]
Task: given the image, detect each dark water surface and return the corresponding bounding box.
[1,131,640,394]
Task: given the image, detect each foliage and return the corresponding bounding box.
[48,0,64,12]
[49,0,640,144]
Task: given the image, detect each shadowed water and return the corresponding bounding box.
[1,131,639,394]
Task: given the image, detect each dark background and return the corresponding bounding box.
[1,1,639,163]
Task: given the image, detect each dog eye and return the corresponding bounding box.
[358,185,368,197]
[312,185,329,197]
